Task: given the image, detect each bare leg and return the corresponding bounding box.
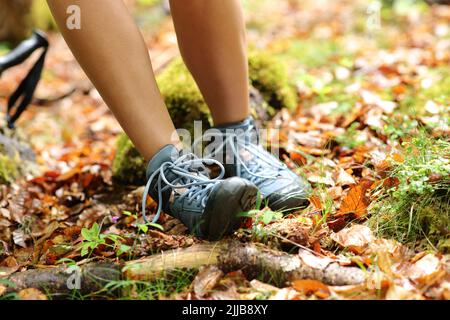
[47,0,177,160]
[169,0,250,125]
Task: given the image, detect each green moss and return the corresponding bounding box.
[111,133,146,185]
[31,0,58,31]
[0,153,19,184]
[367,132,450,252]
[156,58,212,133]
[248,51,298,110]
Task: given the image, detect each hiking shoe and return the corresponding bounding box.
[197,116,311,212]
[142,144,258,240]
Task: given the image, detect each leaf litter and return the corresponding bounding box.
[0,0,449,300]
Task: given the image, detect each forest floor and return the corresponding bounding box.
[0,0,449,300]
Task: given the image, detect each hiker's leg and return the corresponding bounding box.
[47,0,177,160]
[169,0,250,125]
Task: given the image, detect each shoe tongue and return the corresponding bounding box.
[146,144,179,180]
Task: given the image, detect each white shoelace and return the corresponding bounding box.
[193,127,285,186]
[142,154,225,223]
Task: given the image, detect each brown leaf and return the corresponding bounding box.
[18,288,48,300]
[336,181,372,218]
[309,195,322,210]
[192,265,224,298]
[331,225,374,254]
[335,168,356,186]
[406,254,442,283]
[298,249,333,269]
[0,284,6,297]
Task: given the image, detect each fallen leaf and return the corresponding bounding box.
[331,225,374,254]
[308,171,335,186]
[385,283,423,300]
[309,195,322,210]
[406,254,442,283]
[292,279,330,298]
[18,288,48,300]
[336,181,372,218]
[270,288,300,300]
[192,265,224,298]
[298,249,333,269]
[249,279,280,296]
[335,168,356,186]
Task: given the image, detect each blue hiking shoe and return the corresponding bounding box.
[142,145,258,240]
[198,116,311,212]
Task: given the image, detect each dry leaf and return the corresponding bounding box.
[385,283,423,300]
[309,195,322,210]
[18,288,48,300]
[298,249,333,269]
[192,265,224,298]
[270,288,300,300]
[331,225,374,254]
[336,181,372,218]
[406,254,442,283]
[292,279,330,298]
[336,168,356,186]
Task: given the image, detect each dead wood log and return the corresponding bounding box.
[6,262,121,297]
[124,243,222,281]
[218,242,366,286]
[4,241,365,297]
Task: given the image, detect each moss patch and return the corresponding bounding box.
[248,50,298,111]
[368,133,450,252]
[111,133,147,185]
[0,153,20,184]
[156,58,212,133]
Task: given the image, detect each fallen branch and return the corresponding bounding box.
[4,241,365,297]
[6,262,121,297]
[218,242,366,286]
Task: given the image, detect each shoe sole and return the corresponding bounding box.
[202,177,258,241]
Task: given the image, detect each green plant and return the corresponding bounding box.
[382,115,420,141]
[335,122,367,149]
[101,269,197,300]
[79,223,131,257]
[368,131,450,251]
[239,195,285,240]
[0,279,18,300]
[122,211,164,234]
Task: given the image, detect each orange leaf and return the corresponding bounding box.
[309,195,322,210]
[292,279,330,298]
[336,181,372,218]
[392,84,407,95]
[391,153,405,163]
[290,151,307,166]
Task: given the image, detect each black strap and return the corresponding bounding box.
[1,31,49,129]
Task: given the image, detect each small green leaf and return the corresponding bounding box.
[123,211,133,217]
[80,245,89,257]
[118,244,131,256]
[148,223,164,231]
[138,224,149,233]
[81,228,92,241]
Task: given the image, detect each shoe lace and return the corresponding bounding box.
[194,126,285,186]
[142,154,225,223]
